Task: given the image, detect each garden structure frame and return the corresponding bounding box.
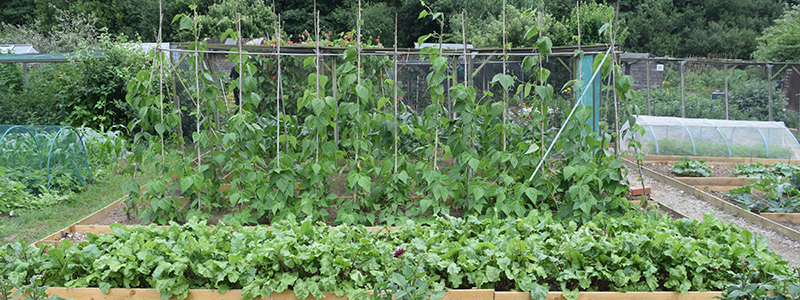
[620,56,800,125]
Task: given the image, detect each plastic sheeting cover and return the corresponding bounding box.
[620,116,800,159]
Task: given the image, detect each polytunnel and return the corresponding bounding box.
[619,116,800,159]
[0,125,92,189]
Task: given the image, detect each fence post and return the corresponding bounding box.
[767,64,774,121]
[646,61,651,115]
[680,61,686,118]
[725,65,729,120]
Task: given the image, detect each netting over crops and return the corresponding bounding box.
[620,115,800,159]
[0,125,92,188]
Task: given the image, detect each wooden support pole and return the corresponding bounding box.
[193,6,202,210]
[502,0,507,152]
[332,58,338,150]
[646,61,651,115]
[276,15,281,165]
[315,7,320,163]
[680,61,686,118]
[393,13,399,173]
[22,62,28,85]
[237,8,243,115]
[767,64,774,121]
[725,65,729,120]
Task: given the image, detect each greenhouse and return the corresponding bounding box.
[0,125,92,188]
[620,115,800,159]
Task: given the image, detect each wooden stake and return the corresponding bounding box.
[502,0,507,152]
[158,0,164,161]
[725,64,729,120]
[193,6,202,210]
[315,7,320,163]
[394,13,399,173]
[275,15,281,165]
[237,6,243,115]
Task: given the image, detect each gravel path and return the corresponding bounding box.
[627,172,800,267]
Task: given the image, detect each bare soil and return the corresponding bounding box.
[95,203,145,226]
[55,232,88,243]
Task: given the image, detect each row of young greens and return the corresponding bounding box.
[728,162,800,214]
[669,157,713,177]
[2,212,797,300]
[121,6,642,227]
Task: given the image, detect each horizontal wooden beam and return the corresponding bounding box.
[43,288,496,300]
[675,177,755,186]
[41,288,722,300]
[761,213,800,225]
[694,185,741,192]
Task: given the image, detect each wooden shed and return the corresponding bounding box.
[620,53,663,91]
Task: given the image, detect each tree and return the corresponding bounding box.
[754,4,800,61]
[0,7,104,53]
[620,0,786,58]
[193,0,277,40]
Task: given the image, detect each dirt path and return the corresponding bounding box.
[627,172,800,267]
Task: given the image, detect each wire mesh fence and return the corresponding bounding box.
[619,57,800,132]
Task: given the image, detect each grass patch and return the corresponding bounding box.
[0,164,155,245]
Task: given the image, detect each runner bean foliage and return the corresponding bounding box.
[122,5,638,226]
[2,212,795,300]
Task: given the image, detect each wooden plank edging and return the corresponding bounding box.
[761,213,800,225]
[33,195,126,247]
[674,177,754,186]
[495,291,722,300]
[622,158,800,243]
[694,186,741,192]
[43,288,495,300]
[43,288,723,300]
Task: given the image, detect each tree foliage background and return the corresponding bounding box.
[2,0,799,60]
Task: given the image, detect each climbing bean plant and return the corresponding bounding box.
[121,5,640,227]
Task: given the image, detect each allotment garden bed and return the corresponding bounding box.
[630,156,800,234]
[4,211,783,300]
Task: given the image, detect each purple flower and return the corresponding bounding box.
[392,247,405,258]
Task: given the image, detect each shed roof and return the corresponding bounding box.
[0,50,106,63]
[0,44,39,54]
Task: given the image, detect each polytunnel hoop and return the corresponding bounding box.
[673,119,696,156]
[730,122,769,158]
[637,117,660,155]
[701,119,732,157]
[46,126,93,189]
[0,125,45,170]
[784,127,800,153]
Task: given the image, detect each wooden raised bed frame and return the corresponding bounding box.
[40,288,722,300]
[32,175,724,300]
